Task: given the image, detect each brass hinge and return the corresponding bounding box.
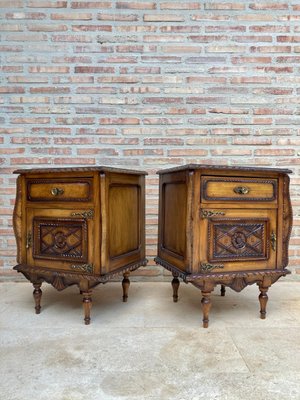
[201,262,224,272]
[71,210,94,220]
[201,210,225,219]
[26,232,32,249]
[271,231,277,251]
[70,263,94,274]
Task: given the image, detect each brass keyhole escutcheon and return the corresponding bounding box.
[271,231,277,251]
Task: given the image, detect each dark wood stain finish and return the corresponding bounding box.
[13,166,147,324]
[155,164,293,328]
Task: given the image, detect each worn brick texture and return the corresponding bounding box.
[1,1,300,280]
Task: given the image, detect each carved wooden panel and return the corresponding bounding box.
[208,218,269,262]
[33,217,88,262]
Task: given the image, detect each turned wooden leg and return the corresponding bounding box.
[201,291,212,328]
[82,290,92,325]
[220,284,226,297]
[33,283,42,314]
[258,284,269,320]
[172,273,180,303]
[122,272,130,302]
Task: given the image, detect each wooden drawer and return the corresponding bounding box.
[201,176,277,203]
[27,178,93,202]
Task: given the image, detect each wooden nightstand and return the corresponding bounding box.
[155,164,293,327]
[13,166,147,324]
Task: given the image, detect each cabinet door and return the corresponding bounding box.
[199,209,277,273]
[26,208,95,275]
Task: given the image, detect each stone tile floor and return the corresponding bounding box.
[1,281,300,400]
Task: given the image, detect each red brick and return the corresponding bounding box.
[28,1,67,7]
[251,46,291,53]
[97,13,138,21]
[99,117,140,125]
[255,149,295,156]
[116,2,156,9]
[29,66,70,73]
[51,12,92,20]
[250,25,290,33]
[205,2,245,10]
[28,24,68,31]
[0,87,25,93]
[72,25,112,31]
[71,1,111,8]
[30,87,70,94]
[55,117,95,125]
[144,14,185,22]
[75,66,114,73]
[249,3,288,10]
[10,117,50,124]
[168,149,208,156]
[6,12,46,19]
[0,0,23,6]
[51,34,92,42]
[161,2,201,9]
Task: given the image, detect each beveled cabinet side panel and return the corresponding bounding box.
[157,171,191,272]
[162,182,186,258]
[103,172,145,274]
[108,184,140,258]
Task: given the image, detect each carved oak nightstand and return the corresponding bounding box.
[13,166,147,324]
[155,164,293,328]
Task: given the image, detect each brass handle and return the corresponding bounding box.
[233,186,250,195]
[271,231,276,251]
[51,187,64,196]
[201,210,225,219]
[71,210,94,220]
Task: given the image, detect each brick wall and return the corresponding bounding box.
[1,1,300,280]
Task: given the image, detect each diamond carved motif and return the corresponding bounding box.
[33,218,88,262]
[209,220,267,262]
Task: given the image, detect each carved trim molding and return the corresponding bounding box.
[13,259,148,289]
[154,257,187,280]
[186,268,290,282]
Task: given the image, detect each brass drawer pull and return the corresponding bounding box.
[201,262,224,271]
[233,186,250,195]
[51,187,64,196]
[71,210,94,220]
[201,210,225,219]
[271,231,276,251]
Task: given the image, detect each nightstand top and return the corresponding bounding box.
[13,166,148,175]
[156,163,292,175]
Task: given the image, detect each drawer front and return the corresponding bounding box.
[26,208,95,275]
[201,176,277,203]
[199,208,277,273]
[27,178,93,202]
